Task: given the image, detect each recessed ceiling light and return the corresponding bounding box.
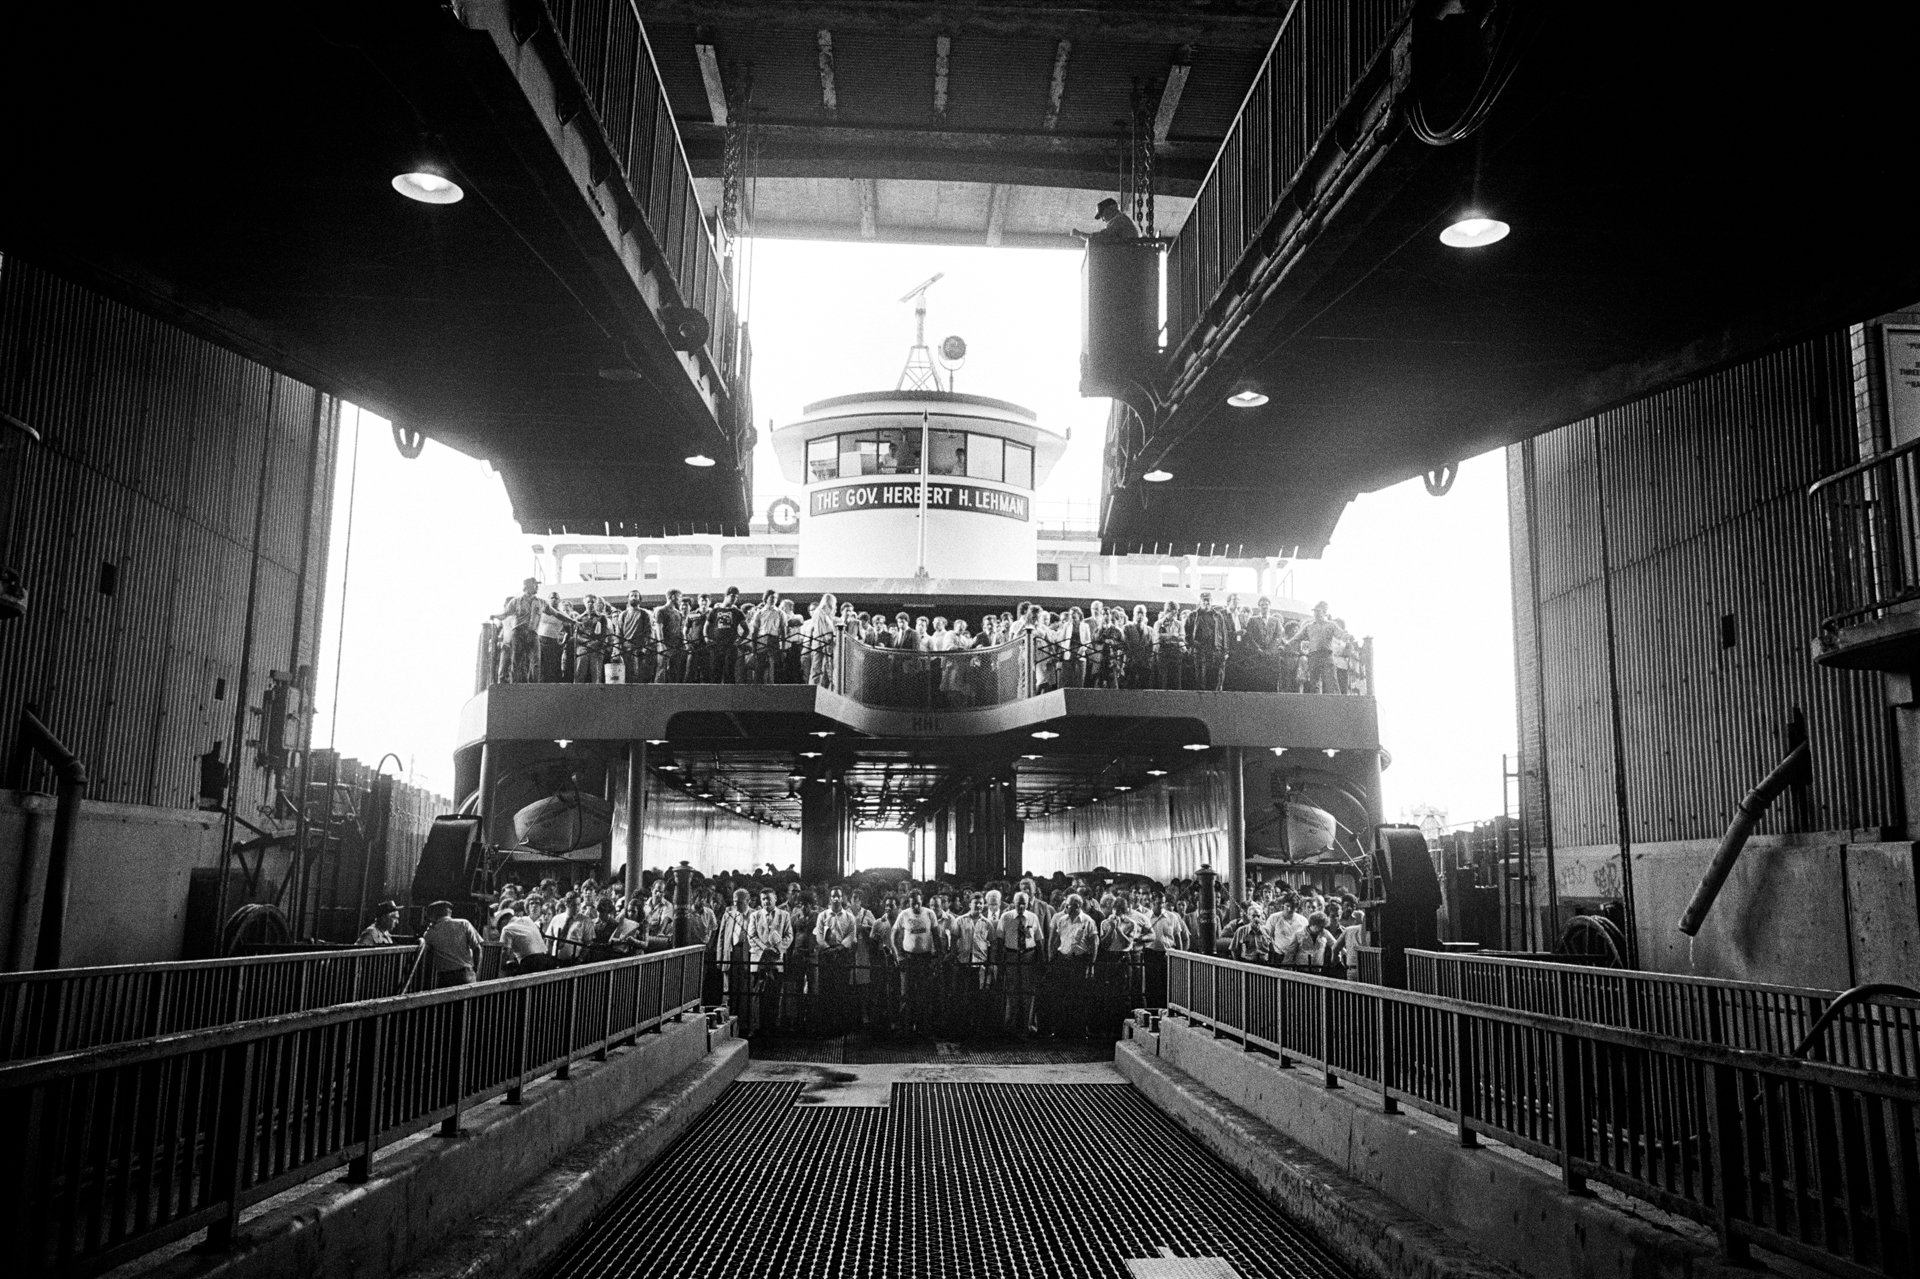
[1021,753,1041,760]
[646,738,668,746]
[1146,768,1167,777]
[801,750,823,758]
[1143,469,1174,483]
[1226,389,1268,408]
[1439,215,1510,248]
[1114,784,1133,791]
[1031,730,1059,740]
[392,169,464,204]
[809,730,834,738]
[684,453,716,467]
[1182,743,1209,751]
[553,739,571,749]
[658,762,681,771]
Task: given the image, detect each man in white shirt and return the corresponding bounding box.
[891,889,940,1035]
[749,889,793,1029]
[499,901,552,972]
[1047,895,1100,1036]
[1139,892,1189,1007]
[998,891,1043,1035]
[1265,896,1307,962]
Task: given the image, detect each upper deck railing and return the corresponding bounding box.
[0,945,416,1063]
[1405,948,1920,1075]
[1164,1,1413,361]
[0,946,704,1277]
[1809,437,1920,636]
[1169,951,1920,1278]
[835,635,1034,709]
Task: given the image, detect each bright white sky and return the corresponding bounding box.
[314,239,1515,826]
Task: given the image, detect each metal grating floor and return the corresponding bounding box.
[542,1081,1361,1279]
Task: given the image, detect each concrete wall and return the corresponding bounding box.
[0,790,220,968]
[1126,1018,1741,1279]
[1537,835,1920,989]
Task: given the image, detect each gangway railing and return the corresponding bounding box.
[0,945,417,1063]
[1809,436,1920,636]
[1405,948,1920,1076]
[0,945,704,1277]
[835,634,1034,709]
[1168,951,1919,1277]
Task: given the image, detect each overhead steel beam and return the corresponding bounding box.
[1043,38,1071,130]
[678,121,1211,193]
[932,33,950,121]
[632,2,1285,47]
[816,29,838,118]
[1154,47,1193,144]
[694,41,729,125]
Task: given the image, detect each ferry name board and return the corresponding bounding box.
[810,481,1029,522]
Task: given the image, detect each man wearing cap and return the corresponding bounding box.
[1075,196,1140,242]
[357,901,402,946]
[421,901,483,987]
[1185,591,1232,691]
[491,580,548,684]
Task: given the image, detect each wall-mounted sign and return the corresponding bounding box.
[810,480,1029,522]
[1886,326,1920,449]
[767,495,801,534]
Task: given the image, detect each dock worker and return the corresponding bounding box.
[1074,196,1140,242]
[357,900,402,946]
[653,589,686,683]
[421,901,483,988]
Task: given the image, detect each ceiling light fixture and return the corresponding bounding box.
[1226,387,1268,409]
[1143,469,1174,483]
[800,750,823,758]
[553,739,571,749]
[1114,784,1133,791]
[684,453,716,467]
[1031,730,1060,740]
[1146,768,1168,777]
[1182,743,1209,752]
[1439,215,1510,248]
[1021,753,1041,761]
[809,730,834,738]
[391,166,464,205]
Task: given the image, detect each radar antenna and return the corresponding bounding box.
[896,272,946,391]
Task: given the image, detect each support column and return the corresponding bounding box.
[476,742,497,849]
[802,774,843,882]
[623,743,646,900]
[1002,777,1023,884]
[1225,747,1246,904]
[933,807,950,881]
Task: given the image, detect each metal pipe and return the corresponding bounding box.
[1676,740,1811,936]
[18,708,87,970]
[625,743,645,901]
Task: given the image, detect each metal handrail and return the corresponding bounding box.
[0,945,420,1062]
[0,945,705,1276]
[1169,951,1920,1278]
[1405,948,1920,1075]
[1807,435,1920,497]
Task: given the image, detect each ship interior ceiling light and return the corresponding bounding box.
[1030,730,1060,740]
[1146,768,1168,776]
[1226,384,1268,408]
[800,750,823,758]
[1143,469,1174,483]
[1439,214,1510,248]
[684,453,716,467]
[391,166,463,205]
[1182,743,1209,751]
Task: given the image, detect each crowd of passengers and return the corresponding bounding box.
[489,577,1370,695]
[383,868,1368,1038]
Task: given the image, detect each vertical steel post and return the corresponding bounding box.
[673,860,694,949]
[625,743,646,902]
[1196,863,1217,956]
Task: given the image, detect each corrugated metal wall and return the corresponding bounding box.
[1023,769,1229,880]
[0,255,339,815]
[641,770,798,877]
[1512,329,1898,852]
